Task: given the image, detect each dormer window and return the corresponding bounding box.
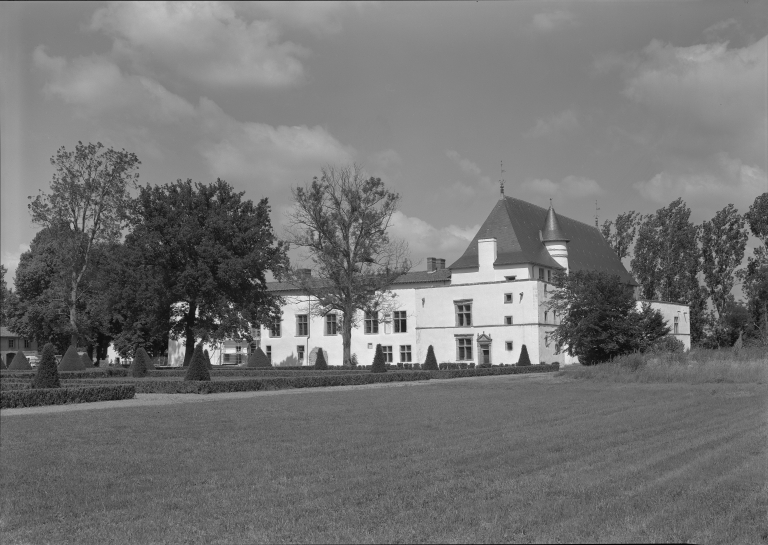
[505,276,516,281]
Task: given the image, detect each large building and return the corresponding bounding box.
[0,326,40,367]
[257,196,690,367]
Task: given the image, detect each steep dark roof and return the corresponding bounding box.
[450,196,638,285]
[542,206,569,242]
[267,268,451,293]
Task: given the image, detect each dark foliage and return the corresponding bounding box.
[423,345,438,370]
[31,343,60,389]
[58,345,85,371]
[1,384,135,409]
[371,344,387,373]
[245,347,272,368]
[7,351,32,370]
[130,347,151,378]
[80,352,94,368]
[184,342,211,381]
[314,348,328,370]
[517,344,532,366]
[204,349,213,369]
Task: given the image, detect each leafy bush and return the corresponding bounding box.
[7,351,31,371]
[517,345,531,366]
[32,343,60,389]
[130,347,151,378]
[58,346,85,371]
[424,345,438,370]
[184,343,211,381]
[204,349,213,369]
[371,344,387,373]
[1,384,136,409]
[80,353,95,369]
[314,348,328,370]
[246,347,272,368]
[647,335,686,354]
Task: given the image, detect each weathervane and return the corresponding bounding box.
[499,160,505,198]
[595,200,600,228]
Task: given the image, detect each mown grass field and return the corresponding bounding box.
[1,374,766,544]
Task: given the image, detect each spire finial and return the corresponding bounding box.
[549,198,553,208]
[595,200,600,228]
[499,160,505,198]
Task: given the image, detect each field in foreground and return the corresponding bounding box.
[1,376,766,544]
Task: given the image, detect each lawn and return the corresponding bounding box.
[1,375,765,544]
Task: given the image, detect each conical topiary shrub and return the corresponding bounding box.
[32,343,60,389]
[8,350,32,370]
[245,347,272,368]
[371,344,387,373]
[204,349,213,369]
[130,347,151,377]
[58,345,85,371]
[80,352,94,368]
[517,344,531,366]
[184,342,211,381]
[423,345,438,371]
[314,348,328,370]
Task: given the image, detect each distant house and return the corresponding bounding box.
[167,195,691,367]
[0,326,40,367]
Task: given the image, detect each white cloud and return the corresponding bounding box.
[522,176,603,199]
[633,153,768,210]
[526,109,579,139]
[445,150,495,196]
[90,1,308,89]
[530,9,577,32]
[370,149,402,170]
[250,1,369,35]
[623,36,767,163]
[389,211,478,258]
[704,18,742,43]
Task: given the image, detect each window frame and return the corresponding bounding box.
[674,316,679,334]
[539,267,545,280]
[456,336,473,361]
[8,339,14,349]
[24,339,31,349]
[504,293,513,304]
[504,316,513,325]
[393,311,407,333]
[399,345,412,363]
[296,314,309,337]
[325,313,338,336]
[455,300,472,327]
[505,341,513,351]
[266,345,272,364]
[364,311,379,334]
[269,317,282,338]
[382,345,393,363]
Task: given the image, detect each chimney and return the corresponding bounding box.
[437,258,445,270]
[427,257,436,271]
[477,238,497,273]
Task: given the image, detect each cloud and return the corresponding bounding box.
[249,1,369,35]
[526,109,579,139]
[633,153,767,211]
[704,18,742,43]
[370,149,402,170]
[622,36,767,163]
[90,1,308,89]
[530,9,577,32]
[388,211,479,258]
[445,150,495,196]
[521,176,604,198]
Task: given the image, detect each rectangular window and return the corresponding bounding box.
[547,270,552,283]
[539,268,545,280]
[674,316,679,334]
[382,346,393,363]
[296,315,308,336]
[504,293,513,304]
[297,345,305,364]
[325,314,338,335]
[266,346,272,364]
[364,311,379,334]
[24,339,31,349]
[505,316,513,325]
[8,339,14,349]
[505,341,513,351]
[269,317,281,337]
[505,275,516,281]
[455,302,472,326]
[394,311,407,333]
[400,345,412,363]
[236,345,242,353]
[544,311,548,323]
[456,337,473,360]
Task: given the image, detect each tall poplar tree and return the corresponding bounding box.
[601,211,640,260]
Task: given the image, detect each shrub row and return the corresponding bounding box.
[0,368,129,380]
[427,364,559,379]
[0,385,136,409]
[145,368,368,377]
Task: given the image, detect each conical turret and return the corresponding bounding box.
[541,203,569,272]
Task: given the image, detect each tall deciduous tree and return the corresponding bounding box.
[129,178,288,365]
[285,165,411,367]
[0,264,9,326]
[738,192,768,339]
[28,142,140,347]
[600,211,640,260]
[701,204,748,320]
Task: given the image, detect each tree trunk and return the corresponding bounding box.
[342,304,353,366]
[70,274,79,347]
[183,301,197,367]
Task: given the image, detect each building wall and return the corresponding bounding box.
[639,300,691,350]
[0,333,39,367]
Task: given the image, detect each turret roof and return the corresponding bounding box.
[449,196,638,285]
[541,204,569,242]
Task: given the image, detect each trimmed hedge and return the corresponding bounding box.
[428,364,558,379]
[58,346,86,371]
[80,353,95,369]
[184,343,211,381]
[517,344,532,366]
[246,347,272,368]
[1,368,130,380]
[130,347,152,378]
[32,343,60,389]
[371,344,387,373]
[424,345,438,371]
[7,350,32,370]
[314,348,328,370]
[1,384,136,409]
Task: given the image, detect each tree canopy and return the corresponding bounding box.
[701,204,747,320]
[128,178,287,364]
[285,164,411,366]
[601,211,640,261]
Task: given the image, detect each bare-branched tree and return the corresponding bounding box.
[285,164,411,366]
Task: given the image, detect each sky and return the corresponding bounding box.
[1,1,766,292]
